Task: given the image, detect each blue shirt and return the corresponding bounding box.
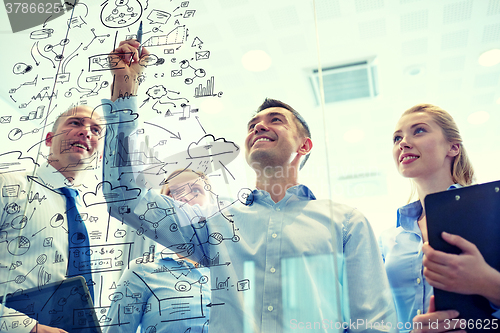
[104,254,210,333]
[379,200,430,332]
[102,97,397,332]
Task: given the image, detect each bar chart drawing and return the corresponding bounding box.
[135,244,155,264]
[20,106,44,121]
[194,76,222,98]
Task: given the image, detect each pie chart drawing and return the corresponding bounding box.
[11,215,28,230]
[50,213,65,228]
[8,236,30,256]
[71,232,86,245]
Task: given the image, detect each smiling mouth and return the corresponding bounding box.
[70,142,89,151]
[401,155,419,162]
[252,137,274,146]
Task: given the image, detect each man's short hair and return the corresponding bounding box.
[255,98,311,169]
[50,104,97,133]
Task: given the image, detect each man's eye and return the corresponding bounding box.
[92,127,101,135]
[272,117,281,122]
[248,124,255,131]
[393,135,402,144]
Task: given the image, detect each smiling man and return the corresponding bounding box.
[0,105,104,333]
[45,105,103,179]
[245,99,312,203]
[102,39,397,332]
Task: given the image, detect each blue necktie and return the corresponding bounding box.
[60,187,95,303]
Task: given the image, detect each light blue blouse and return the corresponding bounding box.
[380,184,500,332]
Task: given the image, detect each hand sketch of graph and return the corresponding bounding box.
[142,26,186,47]
[194,76,222,98]
[20,105,44,121]
[114,133,163,167]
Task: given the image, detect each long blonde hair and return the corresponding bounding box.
[402,104,475,201]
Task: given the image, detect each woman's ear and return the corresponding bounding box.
[448,142,460,157]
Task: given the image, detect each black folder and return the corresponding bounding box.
[425,180,500,331]
[2,276,102,333]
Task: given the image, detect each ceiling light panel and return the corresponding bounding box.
[482,23,500,43]
[400,10,429,32]
[218,0,249,8]
[229,15,261,36]
[441,30,469,50]
[401,38,428,56]
[442,0,473,24]
[473,72,500,88]
[400,0,422,4]
[315,0,342,20]
[278,35,307,54]
[354,0,384,13]
[358,19,387,39]
[440,55,466,72]
[487,0,500,16]
[439,78,462,94]
[471,92,495,105]
[269,6,300,29]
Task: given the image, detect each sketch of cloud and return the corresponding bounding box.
[146,85,167,99]
[139,54,160,67]
[139,135,240,189]
[0,151,39,174]
[83,181,141,207]
[187,134,239,159]
[97,102,139,126]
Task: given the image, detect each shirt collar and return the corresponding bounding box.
[36,162,85,192]
[250,184,316,204]
[36,162,71,190]
[397,184,462,230]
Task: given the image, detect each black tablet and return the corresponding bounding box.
[2,276,102,333]
[425,180,500,331]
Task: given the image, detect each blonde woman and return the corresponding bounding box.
[379,104,500,333]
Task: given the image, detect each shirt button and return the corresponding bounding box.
[268,306,273,312]
[270,267,276,273]
[272,233,277,239]
[417,309,421,315]
[275,207,280,211]
[417,278,421,284]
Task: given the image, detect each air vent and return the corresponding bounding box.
[309,59,379,105]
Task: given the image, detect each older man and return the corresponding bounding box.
[0,105,103,333]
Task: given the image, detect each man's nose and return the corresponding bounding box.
[254,122,269,133]
[78,127,91,138]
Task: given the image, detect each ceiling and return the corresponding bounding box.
[0,0,499,235]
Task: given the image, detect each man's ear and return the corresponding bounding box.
[45,132,54,147]
[297,137,313,156]
[448,142,460,157]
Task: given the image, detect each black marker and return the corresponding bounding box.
[137,21,143,56]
